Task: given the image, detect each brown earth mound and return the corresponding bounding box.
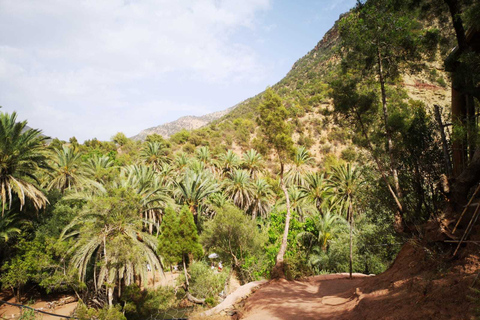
[240,241,480,320]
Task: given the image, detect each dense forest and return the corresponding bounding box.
[1,0,480,319]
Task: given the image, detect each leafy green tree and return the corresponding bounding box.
[158,206,202,289]
[111,132,128,147]
[336,0,429,232]
[256,88,295,278]
[328,163,365,278]
[0,112,49,215]
[201,205,266,272]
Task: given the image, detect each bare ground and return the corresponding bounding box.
[240,241,479,320]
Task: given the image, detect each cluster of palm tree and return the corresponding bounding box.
[0,110,365,305]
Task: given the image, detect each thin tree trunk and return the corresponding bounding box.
[377,46,403,204]
[349,203,353,280]
[103,232,113,308]
[272,161,292,279]
[353,108,404,233]
[434,105,453,176]
[183,255,189,289]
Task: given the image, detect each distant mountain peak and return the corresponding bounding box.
[131,106,235,141]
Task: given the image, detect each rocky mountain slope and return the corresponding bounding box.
[165,14,452,167]
[131,106,235,140]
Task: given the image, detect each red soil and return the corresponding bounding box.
[241,241,480,320]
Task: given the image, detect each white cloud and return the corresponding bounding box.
[0,0,271,140]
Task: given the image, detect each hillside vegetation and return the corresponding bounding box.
[1,0,480,319]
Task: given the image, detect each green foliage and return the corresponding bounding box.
[120,284,177,320]
[0,112,49,214]
[111,132,128,146]
[170,129,191,145]
[256,88,295,163]
[177,261,228,302]
[75,302,127,320]
[158,206,203,265]
[201,205,266,273]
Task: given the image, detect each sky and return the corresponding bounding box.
[0,0,356,142]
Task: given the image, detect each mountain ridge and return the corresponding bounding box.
[131,106,235,140]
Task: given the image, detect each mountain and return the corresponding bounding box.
[131,106,235,141]
[166,14,451,163]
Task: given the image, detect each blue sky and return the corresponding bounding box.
[0,0,356,141]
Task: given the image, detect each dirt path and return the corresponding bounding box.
[241,274,370,320]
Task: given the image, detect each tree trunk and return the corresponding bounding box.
[434,105,453,177]
[349,203,353,280]
[183,255,189,289]
[272,161,292,279]
[376,47,404,232]
[353,108,404,233]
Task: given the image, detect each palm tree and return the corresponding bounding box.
[241,149,264,178]
[195,146,211,165]
[140,141,169,171]
[60,189,162,307]
[223,169,254,210]
[296,210,346,253]
[328,163,364,278]
[217,150,240,176]
[174,153,189,172]
[286,146,315,187]
[120,164,171,234]
[0,210,24,243]
[174,170,220,226]
[0,112,49,215]
[248,178,274,220]
[301,172,332,213]
[84,154,115,184]
[47,146,94,193]
[286,185,312,221]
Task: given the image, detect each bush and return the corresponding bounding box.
[75,302,126,320]
[120,285,177,320]
[177,261,228,304]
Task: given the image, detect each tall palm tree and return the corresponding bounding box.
[223,169,254,210]
[241,149,264,178]
[248,178,274,220]
[301,172,332,213]
[60,190,162,307]
[286,146,315,187]
[328,163,364,278]
[140,141,169,171]
[174,170,219,226]
[0,112,49,215]
[47,146,94,193]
